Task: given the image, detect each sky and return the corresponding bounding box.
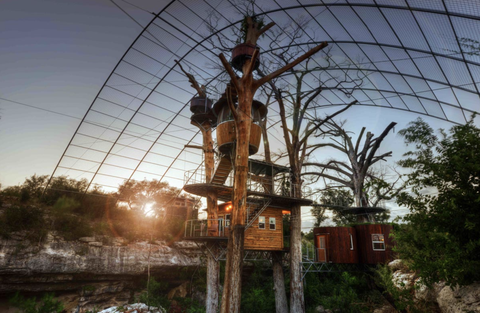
[0,0,159,188]
[1,0,478,227]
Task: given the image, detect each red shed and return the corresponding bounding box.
[313,224,395,264]
[313,227,359,264]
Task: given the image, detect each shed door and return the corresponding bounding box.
[316,235,327,263]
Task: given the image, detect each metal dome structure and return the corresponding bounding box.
[46,0,480,195]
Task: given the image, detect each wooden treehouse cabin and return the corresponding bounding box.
[183,85,311,252]
[312,206,394,264]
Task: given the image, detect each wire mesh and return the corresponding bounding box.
[47,0,480,196]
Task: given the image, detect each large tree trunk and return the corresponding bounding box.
[220,83,253,313]
[203,124,220,313]
[272,251,288,313]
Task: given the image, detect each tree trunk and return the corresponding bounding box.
[220,225,245,313]
[289,203,304,313]
[220,80,253,313]
[272,251,288,313]
[206,247,220,313]
[202,123,220,313]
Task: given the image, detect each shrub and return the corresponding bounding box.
[51,196,92,241]
[136,278,170,310]
[9,292,64,313]
[0,205,47,242]
[240,263,276,313]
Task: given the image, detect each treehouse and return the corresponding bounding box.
[189,96,216,126]
[183,78,311,252]
[212,93,267,155]
[183,158,311,251]
[313,224,394,264]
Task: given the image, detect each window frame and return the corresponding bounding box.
[269,217,276,230]
[372,234,385,251]
[258,216,265,229]
[349,233,354,250]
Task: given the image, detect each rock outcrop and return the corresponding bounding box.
[0,233,202,312]
[388,260,480,313]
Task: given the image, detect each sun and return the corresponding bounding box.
[144,202,156,217]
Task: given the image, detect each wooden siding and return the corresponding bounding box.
[355,224,394,264]
[244,207,284,250]
[313,227,359,264]
[217,206,283,251]
[216,121,262,155]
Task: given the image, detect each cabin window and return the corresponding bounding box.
[372,234,385,251]
[350,234,354,250]
[269,217,276,230]
[258,216,265,229]
[225,214,231,228]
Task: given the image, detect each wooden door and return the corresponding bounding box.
[316,235,327,263]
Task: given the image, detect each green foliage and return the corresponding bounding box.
[375,264,438,313]
[42,176,89,205]
[317,188,356,226]
[0,205,47,242]
[240,264,276,313]
[117,179,179,217]
[51,196,92,241]
[375,264,417,312]
[171,297,206,313]
[136,278,170,309]
[304,272,379,313]
[395,117,480,286]
[9,292,63,313]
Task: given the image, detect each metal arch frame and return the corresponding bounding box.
[46,0,480,194]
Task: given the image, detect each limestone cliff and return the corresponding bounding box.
[0,233,202,312]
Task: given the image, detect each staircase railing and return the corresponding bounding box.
[245,198,272,230]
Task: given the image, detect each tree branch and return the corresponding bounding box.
[254,42,329,88]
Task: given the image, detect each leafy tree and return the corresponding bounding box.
[395,117,480,286]
[117,179,179,217]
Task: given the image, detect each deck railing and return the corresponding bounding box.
[184,168,311,198]
[184,219,226,238]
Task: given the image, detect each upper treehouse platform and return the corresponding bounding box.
[183,158,312,209]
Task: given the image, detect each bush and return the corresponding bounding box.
[9,292,64,313]
[240,263,276,313]
[374,264,438,313]
[50,196,92,241]
[136,278,170,310]
[0,205,47,242]
[304,272,382,313]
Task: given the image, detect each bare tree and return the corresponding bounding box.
[303,119,398,222]
[254,16,373,311]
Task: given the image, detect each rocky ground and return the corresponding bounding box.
[388,259,480,313]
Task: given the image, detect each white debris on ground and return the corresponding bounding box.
[99,303,167,313]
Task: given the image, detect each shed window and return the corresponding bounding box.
[258,216,265,229]
[372,234,385,251]
[269,217,276,230]
[350,234,354,250]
